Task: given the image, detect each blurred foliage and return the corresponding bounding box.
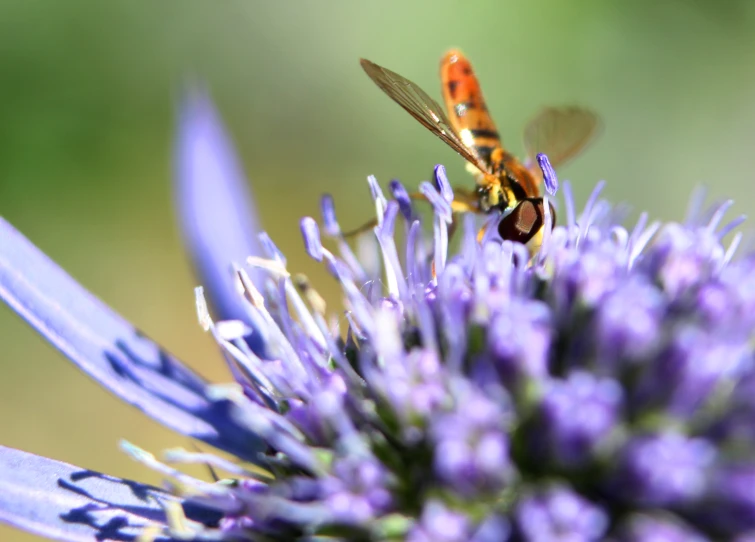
[2,1,755,539]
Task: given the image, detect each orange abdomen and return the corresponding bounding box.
[439,50,501,161]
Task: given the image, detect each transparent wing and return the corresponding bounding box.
[523,106,600,167]
[361,58,491,174]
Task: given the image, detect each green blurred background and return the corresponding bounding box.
[2,1,755,539]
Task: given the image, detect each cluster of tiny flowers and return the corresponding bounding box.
[127,164,755,541]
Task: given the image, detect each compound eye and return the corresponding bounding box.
[497,198,555,244]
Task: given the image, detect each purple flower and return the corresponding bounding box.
[609,431,716,506]
[407,501,471,542]
[610,513,710,542]
[534,370,623,467]
[431,386,513,495]
[514,485,609,541]
[1,90,755,541]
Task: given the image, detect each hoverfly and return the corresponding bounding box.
[359,50,599,250]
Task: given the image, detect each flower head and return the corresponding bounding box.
[0,90,754,541]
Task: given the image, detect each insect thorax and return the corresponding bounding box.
[476,180,506,213]
[476,172,528,214]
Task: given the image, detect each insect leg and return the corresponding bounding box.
[342,217,379,238]
[344,192,477,238]
[408,191,478,214]
[476,220,492,243]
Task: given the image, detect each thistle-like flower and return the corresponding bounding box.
[1,90,755,542]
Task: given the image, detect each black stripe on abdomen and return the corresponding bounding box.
[473,145,496,162]
[469,128,500,139]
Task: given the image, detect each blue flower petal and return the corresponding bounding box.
[0,444,176,541]
[174,87,265,355]
[0,218,264,462]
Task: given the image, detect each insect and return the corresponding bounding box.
[359,50,600,250]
